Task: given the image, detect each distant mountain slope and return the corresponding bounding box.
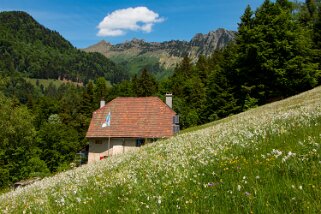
[0,11,73,50]
[0,11,127,83]
[84,28,235,75]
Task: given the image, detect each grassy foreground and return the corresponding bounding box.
[1,87,321,213]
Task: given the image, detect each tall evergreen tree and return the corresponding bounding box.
[81,81,95,115]
[170,56,194,97]
[94,77,109,102]
[133,68,158,97]
[195,55,209,82]
[235,0,319,104]
[206,68,239,121]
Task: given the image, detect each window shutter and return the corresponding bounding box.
[173,125,180,133]
[173,115,179,124]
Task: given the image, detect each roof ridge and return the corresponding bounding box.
[94,96,176,114]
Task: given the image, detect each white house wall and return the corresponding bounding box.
[124,138,137,153]
[112,138,124,156]
[88,138,139,163]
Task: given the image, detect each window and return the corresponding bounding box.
[136,139,145,147]
[173,115,179,124]
[95,140,102,144]
[173,125,180,134]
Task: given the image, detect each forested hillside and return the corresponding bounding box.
[0,11,129,188]
[0,11,128,83]
[0,0,321,190]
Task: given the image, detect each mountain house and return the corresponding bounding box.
[86,94,179,163]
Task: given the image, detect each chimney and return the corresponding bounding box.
[100,99,105,108]
[165,93,173,108]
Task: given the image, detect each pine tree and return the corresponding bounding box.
[195,55,209,82]
[235,0,318,103]
[170,56,193,97]
[176,55,193,78]
[306,0,317,18]
[206,68,240,121]
[81,81,95,115]
[94,77,109,102]
[134,68,158,97]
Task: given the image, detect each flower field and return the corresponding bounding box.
[1,86,321,213]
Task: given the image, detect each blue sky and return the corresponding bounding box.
[0,0,264,48]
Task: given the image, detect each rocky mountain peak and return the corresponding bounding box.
[189,28,236,56]
[98,40,112,46]
[84,28,235,71]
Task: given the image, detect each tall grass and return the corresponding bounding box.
[1,87,320,213]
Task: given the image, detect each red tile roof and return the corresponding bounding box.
[86,97,177,138]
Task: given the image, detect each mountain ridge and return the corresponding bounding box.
[84,28,235,73]
[0,11,127,83]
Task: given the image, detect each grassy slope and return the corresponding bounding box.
[110,54,173,79]
[25,78,71,88]
[1,87,321,213]
[25,78,112,88]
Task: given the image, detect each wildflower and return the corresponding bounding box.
[207,182,220,187]
[237,185,242,191]
[255,176,260,180]
[271,149,282,158]
[299,186,303,190]
[282,151,296,162]
[157,196,162,204]
[245,192,251,197]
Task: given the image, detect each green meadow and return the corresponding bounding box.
[1,86,320,213]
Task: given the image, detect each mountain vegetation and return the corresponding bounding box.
[0,11,128,84]
[0,0,321,193]
[84,29,235,77]
[0,11,128,188]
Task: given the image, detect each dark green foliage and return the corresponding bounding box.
[206,68,240,121]
[0,73,38,105]
[0,11,128,84]
[94,77,110,102]
[37,119,79,172]
[0,11,72,49]
[133,68,158,97]
[0,73,112,188]
[234,0,319,105]
[81,81,96,117]
[164,55,208,128]
[0,92,49,185]
[109,80,135,99]
[196,55,209,81]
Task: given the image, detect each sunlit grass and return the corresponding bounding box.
[0,86,320,213]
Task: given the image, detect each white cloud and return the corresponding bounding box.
[97,7,164,37]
